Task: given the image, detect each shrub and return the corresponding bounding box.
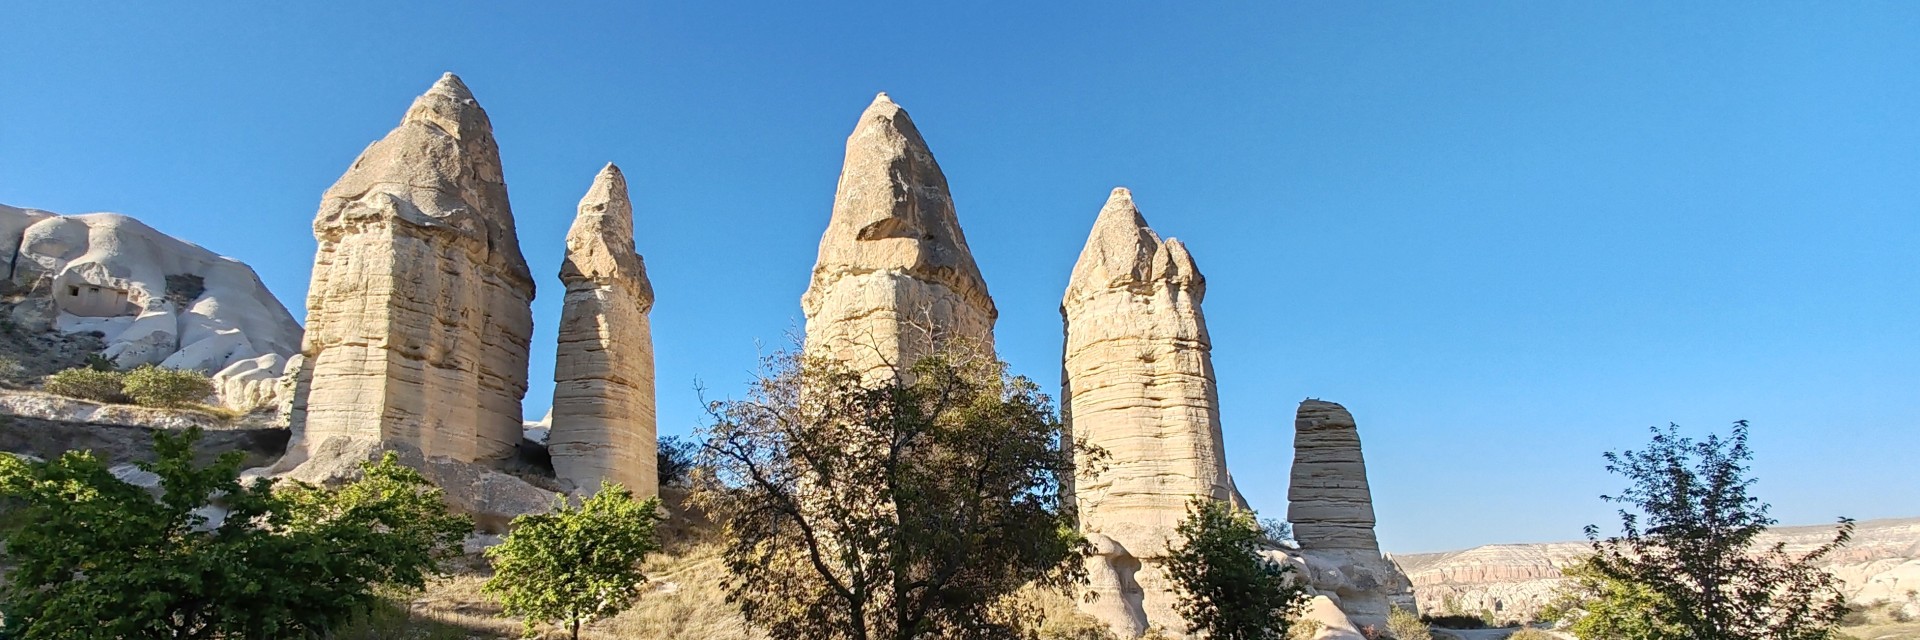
[657,434,696,488]
[1507,629,1556,640]
[43,366,126,403]
[0,429,472,637]
[1387,606,1432,640]
[1165,498,1310,639]
[122,365,214,408]
[484,482,664,640]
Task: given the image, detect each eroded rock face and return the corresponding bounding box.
[549,164,657,498]
[296,72,535,464]
[800,93,995,377]
[1290,400,1412,629]
[1395,518,1920,622]
[1063,188,1243,637]
[0,204,303,395]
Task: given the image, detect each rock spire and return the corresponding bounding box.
[800,93,995,376]
[298,72,535,464]
[549,164,658,498]
[1063,188,1242,637]
[1289,400,1412,628]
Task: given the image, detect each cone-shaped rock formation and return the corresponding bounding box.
[1289,400,1413,628]
[801,93,995,376]
[299,72,536,464]
[1063,188,1243,636]
[550,164,658,498]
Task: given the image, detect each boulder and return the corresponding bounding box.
[800,93,995,378]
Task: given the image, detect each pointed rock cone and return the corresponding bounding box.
[800,92,996,378]
[1288,399,1412,628]
[1061,187,1242,637]
[550,164,658,498]
[300,72,535,464]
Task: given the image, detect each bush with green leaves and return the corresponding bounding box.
[484,482,665,640]
[1164,498,1309,640]
[42,366,126,403]
[1575,421,1853,640]
[1387,606,1432,640]
[0,428,472,639]
[121,364,215,408]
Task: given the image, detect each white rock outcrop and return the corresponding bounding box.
[0,203,303,400]
[1395,517,1920,622]
[1062,188,1244,637]
[1290,400,1412,629]
[294,72,535,465]
[800,93,995,377]
[549,164,657,498]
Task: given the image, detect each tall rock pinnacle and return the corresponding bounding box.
[1063,188,1242,636]
[801,93,996,377]
[299,72,535,464]
[550,164,658,498]
[1289,399,1412,628]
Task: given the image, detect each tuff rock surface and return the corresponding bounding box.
[800,93,995,377]
[0,203,303,405]
[294,72,535,465]
[549,164,657,498]
[1395,517,1920,622]
[1290,400,1413,628]
[1061,188,1244,637]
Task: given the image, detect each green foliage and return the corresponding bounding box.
[85,353,117,372]
[0,429,471,639]
[1542,556,1688,640]
[701,351,1091,640]
[1506,629,1556,640]
[1387,606,1432,640]
[1163,498,1309,640]
[1419,613,1487,630]
[1581,421,1854,640]
[484,482,665,640]
[42,366,126,403]
[121,364,215,408]
[657,434,697,488]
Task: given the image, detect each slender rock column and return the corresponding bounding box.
[549,164,658,498]
[800,93,995,377]
[1289,400,1412,628]
[299,73,535,463]
[1063,188,1243,637]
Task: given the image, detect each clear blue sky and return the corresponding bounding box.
[4,2,1915,553]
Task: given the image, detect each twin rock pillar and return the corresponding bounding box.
[297,74,657,503]
[1062,188,1244,637]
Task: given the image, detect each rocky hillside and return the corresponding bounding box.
[1394,517,1920,623]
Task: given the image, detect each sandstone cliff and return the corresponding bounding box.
[1395,517,1920,622]
[1062,187,1241,637]
[800,93,995,377]
[297,72,536,465]
[549,164,657,498]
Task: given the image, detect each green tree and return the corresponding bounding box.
[0,428,471,639]
[1541,556,1687,640]
[484,482,665,640]
[1163,498,1308,640]
[1582,421,1853,640]
[700,351,1090,640]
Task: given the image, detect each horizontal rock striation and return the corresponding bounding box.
[1290,400,1412,629]
[1062,187,1242,637]
[549,164,657,498]
[297,72,535,464]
